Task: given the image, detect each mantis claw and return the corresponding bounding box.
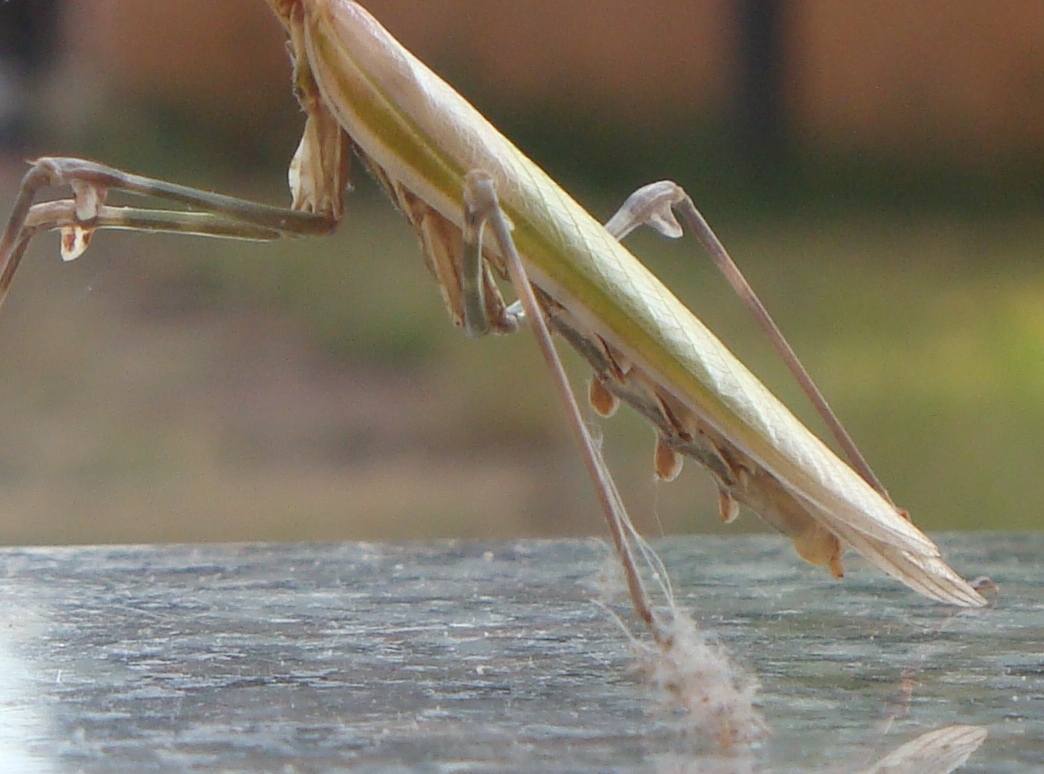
[60,180,107,261]
[604,180,685,240]
[59,226,92,262]
[500,300,525,332]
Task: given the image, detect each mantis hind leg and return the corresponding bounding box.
[604,180,894,506]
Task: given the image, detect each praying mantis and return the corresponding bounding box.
[0,0,985,640]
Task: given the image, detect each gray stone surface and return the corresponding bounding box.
[0,534,1039,772]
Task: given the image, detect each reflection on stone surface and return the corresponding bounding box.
[0,534,1038,771]
[861,725,988,774]
[0,606,49,771]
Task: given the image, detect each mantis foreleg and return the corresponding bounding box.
[460,198,523,338]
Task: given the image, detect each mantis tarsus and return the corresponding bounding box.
[0,0,986,642]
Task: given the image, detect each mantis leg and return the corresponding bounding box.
[604,181,895,505]
[463,170,662,642]
[0,156,339,309]
[459,198,523,338]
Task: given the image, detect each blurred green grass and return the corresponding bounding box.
[217,194,1043,534]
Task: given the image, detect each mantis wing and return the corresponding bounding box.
[291,0,985,607]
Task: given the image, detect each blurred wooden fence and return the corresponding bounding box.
[58,0,1044,164]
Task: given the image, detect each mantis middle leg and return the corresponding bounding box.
[0,156,342,310]
[462,169,664,643]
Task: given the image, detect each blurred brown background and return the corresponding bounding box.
[1,0,1041,545]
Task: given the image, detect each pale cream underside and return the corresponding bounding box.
[299,0,983,606]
